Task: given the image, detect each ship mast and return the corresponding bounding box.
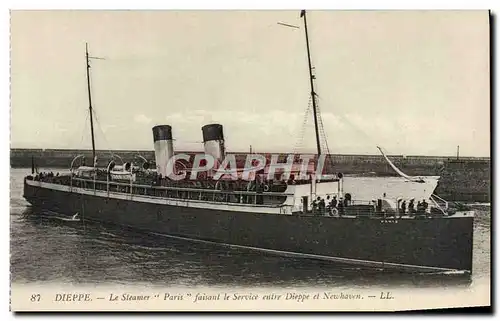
[85,43,97,165]
[300,10,322,156]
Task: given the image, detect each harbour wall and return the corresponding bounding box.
[11,148,490,202]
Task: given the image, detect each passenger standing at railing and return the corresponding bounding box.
[319,198,326,215]
[376,199,382,213]
[401,200,407,217]
[326,195,331,215]
[331,196,337,209]
[408,198,415,215]
[422,199,429,213]
[338,198,344,216]
[345,193,351,206]
[312,198,318,215]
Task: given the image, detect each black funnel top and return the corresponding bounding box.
[202,124,224,142]
[152,125,173,142]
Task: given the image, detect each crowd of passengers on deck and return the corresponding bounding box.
[32,172,60,182]
[29,170,435,217]
[308,192,433,218]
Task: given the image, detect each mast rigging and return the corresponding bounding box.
[85,43,97,165]
[300,10,322,156]
[85,43,105,165]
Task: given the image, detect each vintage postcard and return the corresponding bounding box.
[9,10,490,312]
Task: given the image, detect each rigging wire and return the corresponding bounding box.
[296,89,391,174]
[78,111,90,148]
[314,95,335,172]
[314,96,329,153]
[293,95,313,154]
[292,91,337,174]
[91,108,118,161]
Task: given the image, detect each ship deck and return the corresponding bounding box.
[25,174,473,219]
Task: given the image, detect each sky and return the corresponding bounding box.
[10,10,490,156]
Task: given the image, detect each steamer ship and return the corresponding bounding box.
[23,11,474,274]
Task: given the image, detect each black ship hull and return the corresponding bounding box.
[23,179,473,274]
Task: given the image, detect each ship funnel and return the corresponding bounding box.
[202,123,225,161]
[152,125,174,176]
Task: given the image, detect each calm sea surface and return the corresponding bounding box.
[10,168,490,289]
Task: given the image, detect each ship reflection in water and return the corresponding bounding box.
[11,204,489,290]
